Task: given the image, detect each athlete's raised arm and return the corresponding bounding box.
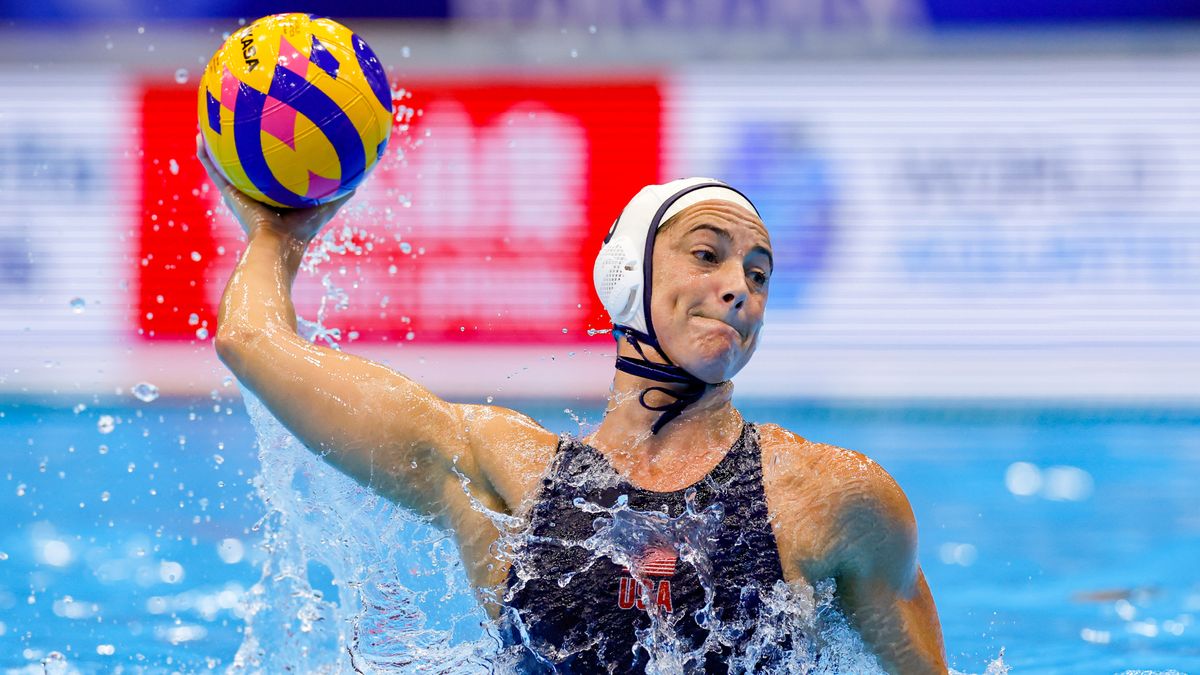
[197,136,557,532]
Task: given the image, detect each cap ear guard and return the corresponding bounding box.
[593,234,646,332]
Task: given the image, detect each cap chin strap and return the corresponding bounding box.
[612,325,713,434]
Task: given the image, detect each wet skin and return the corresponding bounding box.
[199,136,947,673]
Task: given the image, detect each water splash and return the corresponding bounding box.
[489,477,885,674]
[230,392,490,674]
[292,225,374,349]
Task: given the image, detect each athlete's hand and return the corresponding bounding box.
[196,133,354,243]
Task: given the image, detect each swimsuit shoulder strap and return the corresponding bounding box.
[707,421,760,485]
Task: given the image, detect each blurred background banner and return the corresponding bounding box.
[2,5,1200,674]
[0,72,135,394]
[666,59,1200,398]
[0,6,1197,401]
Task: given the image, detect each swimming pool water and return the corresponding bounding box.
[1,396,1197,673]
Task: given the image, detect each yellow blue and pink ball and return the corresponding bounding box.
[198,14,394,208]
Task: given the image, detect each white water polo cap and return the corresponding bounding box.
[593,177,760,335]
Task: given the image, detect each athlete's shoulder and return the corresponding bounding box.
[755,422,916,576]
[755,422,884,485]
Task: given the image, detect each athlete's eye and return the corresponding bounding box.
[693,249,718,264]
[748,270,769,287]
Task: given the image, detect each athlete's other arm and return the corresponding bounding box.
[834,461,948,674]
[197,138,555,535]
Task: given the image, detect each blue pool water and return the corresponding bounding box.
[1,395,1197,673]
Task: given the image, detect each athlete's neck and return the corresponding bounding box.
[586,339,742,468]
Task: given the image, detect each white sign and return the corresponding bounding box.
[668,58,1200,398]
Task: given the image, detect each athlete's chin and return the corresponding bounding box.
[683,344,743,383]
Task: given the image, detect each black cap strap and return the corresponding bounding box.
[613,325,708,434]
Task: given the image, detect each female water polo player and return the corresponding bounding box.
[199,137,947,673]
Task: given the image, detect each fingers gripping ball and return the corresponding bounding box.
[198,14,394,208]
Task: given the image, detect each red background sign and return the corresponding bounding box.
[138,77,661,344]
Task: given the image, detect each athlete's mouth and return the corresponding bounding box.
[691,315,744,341]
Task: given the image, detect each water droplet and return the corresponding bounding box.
[168,158,180,175]
[0,551,8,560]
[399,242,412,254]
[69,297,85,314]
[98,444,108,455]
[72,403,87,414]
[132,382,160,403]
[97,415,115,434]
[100,491,110,502]
[570,49,579,58]
[196,327,209,340]
[589,24,597,33]
[190,251,201,262]
[188,313,200,326]
[401,45,411,58]
[486,396,494,403]
[562,328,569,334]
[174,68,189,84]
[127,462,136,473]
[387,264,398,275]
[405,331,415,341]
[213,454,225,465]
[42,652,69,675]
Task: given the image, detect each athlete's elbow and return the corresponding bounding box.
[214,324,264,373]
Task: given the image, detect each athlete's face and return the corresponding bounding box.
[649,200,772,384]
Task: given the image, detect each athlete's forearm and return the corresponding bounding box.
[216,225,310,348]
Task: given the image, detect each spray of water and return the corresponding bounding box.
[231,391,494,674]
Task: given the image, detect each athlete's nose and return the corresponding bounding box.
[719,264,749,310]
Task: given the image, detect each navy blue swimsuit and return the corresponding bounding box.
[499,423,792,672]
